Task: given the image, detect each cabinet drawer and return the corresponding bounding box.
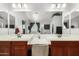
[51,41,70,47]
[0,41,10,46]
[12,41,27,46]
[51,41,79,47]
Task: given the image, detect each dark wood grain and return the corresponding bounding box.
[50,41,79,56]
[11,41,28,56]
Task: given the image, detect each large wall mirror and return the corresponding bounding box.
[0,11,62,35]
[11,11,62,34]
[71,11,79,34]
[0,11,8,35]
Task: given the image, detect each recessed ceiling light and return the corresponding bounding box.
[51,4,56,8]
[18,3,22,8]
[62,3,66,8]
[57,4,61,8]
[12,3,17,8]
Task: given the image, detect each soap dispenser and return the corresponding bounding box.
[15,28,21,38]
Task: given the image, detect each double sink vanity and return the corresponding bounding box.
[0,34,51,56]
[0,34,79,56]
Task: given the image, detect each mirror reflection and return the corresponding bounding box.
[9,14,15,34]
[71,11,79,28]
[0,11,8,35]
[12,11,62,34]
[63,15,70,35]
[64,15,69,29]
[71,11,79,34]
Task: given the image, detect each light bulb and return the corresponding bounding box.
[18,3,22,8]
[23,4,28,8]
[51,4,56,8]
[62,3,66,8]
[57,4,61,8]
[12,3,17,8]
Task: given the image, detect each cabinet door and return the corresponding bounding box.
[66,41,79,56]
[51,41,68,56]
[12,45,27,56]
[0,42,11,56]
[11,41,27,56]
[0,46,10,56]
[69,47,79,56]
[51,41,79,56]
[51,46,65,56]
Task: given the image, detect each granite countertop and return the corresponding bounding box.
[0,34,79,41]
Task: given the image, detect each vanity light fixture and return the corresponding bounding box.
[12,3,28,9]
[50,3,66,9]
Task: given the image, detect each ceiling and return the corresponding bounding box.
[0,3,76,12]
[0,3,66,11]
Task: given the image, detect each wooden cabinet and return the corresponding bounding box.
[1,41,79,56]
[0,41,11,56]
[0,41,29,56]
[11,41,27,56]
[51,46,64,56]
[50,41,79,56]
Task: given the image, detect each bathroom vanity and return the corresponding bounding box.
[0,3,79,56]
[0,34,50,56]
[1,41,79,56]
[0,34,79,56]
[0,35,30,56]
[0,9,63,56]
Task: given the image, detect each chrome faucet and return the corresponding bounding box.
[17,34,22,38]
[38,35,40,39]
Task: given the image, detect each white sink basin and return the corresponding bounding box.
[28,38,51,45]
